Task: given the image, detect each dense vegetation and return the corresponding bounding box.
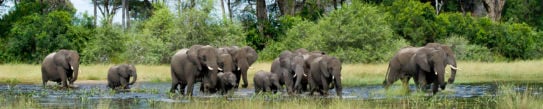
[0,0,541,64]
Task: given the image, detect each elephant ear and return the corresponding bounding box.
[319,57,330,78]
[54,51,71,70]
[414,51,432,72]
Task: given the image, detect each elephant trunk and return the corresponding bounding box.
[129,71,137,85]
[69,59,80,84]
[293,65,304,93]
[238,59,250,88]
[437,65,447,90]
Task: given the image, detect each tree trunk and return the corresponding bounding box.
[221,0,226,22]
[93,0,97,26]
[333,0,337,9]
[122,0,126,28]
[483,0,506,21]
[227,0,232,22]
[256,0,268,38]
[126,0,130,28]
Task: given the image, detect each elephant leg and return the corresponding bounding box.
[320,76,329,96]
[179,83,187,95]
[400,77,410,93]
[234,71,242,88]
[416,72,427,91]
[120,78,129,89]
[186,79,195,96]
[384,70,400,90]
[170,80,179,93]
[56,67,69,88]
[432,81,439,94]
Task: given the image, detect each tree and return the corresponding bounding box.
[256,0,267,38]
[483,0,505,21]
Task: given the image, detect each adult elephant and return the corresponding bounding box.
[41,49,80,88]
[107,64,137,90]
[170,45,220,96]
[424,43,459,84]
[411,47,449,94]
[270,51,305,95]
[231,46,258,88]
[308,55,342,97]
[383,47,449,94]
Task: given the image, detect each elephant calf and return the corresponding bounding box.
[107,64,137,90]
[308,55,342,97]
[217,72,238,95]
[253,70,282,93]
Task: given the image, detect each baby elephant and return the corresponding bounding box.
[217,72,238,95]
[253,70,282,93]
[107,64,137,90]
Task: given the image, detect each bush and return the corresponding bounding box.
[81,24,125,64]
[438,36,504,62]
[388,0,437,46]
[261,2,408,63]
[122,4,245,64]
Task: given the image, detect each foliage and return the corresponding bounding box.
[81,24,125,64]
[388,0,437,46]
[122,3,245,64]
[438,35,503,62]
[261,2,409,63]
[502,0,543,30]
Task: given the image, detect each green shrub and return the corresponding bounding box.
[81,24,125,64]
[261,2,408,63]
[388,0,437,46]
[438,36,504,62]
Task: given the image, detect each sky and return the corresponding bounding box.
[0,0,227,24]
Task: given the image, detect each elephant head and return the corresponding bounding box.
[218,72,238,88]
[413,48,448,92]
[126,64,137,85]
[187,45,220,90]
[54,50,80,84]
[269,73,282,92]
[425,43,458,84]
[278,51,306,94]
[233,46,258,88]
[218,53,235,73]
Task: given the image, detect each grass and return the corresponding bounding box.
[1,60,543,86]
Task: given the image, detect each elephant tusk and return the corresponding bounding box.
[293,74,297,78]
[303,74,307,77]
[71,66,74,70]
[449,65,462,70]
[332,76,335,80]
[218,67,223,71]
[208,66,214,70]
[237,67,241,70]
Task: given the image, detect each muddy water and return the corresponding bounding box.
[1,82,542,108]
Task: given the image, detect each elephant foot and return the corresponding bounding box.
[241,84,248,88]
[448,78,455,84]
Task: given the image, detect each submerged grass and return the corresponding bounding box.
[0,60,542,86]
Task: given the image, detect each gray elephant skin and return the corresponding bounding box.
[383,43,455,94]
[270,50,306,95]
[308,55,342,97]
[170,45,220,96]
[41,49,80,88]
[218,46,258,88]
[253,70,282,93]
[217,72,237,95]
[107,64,137,90]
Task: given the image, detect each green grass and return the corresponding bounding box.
[1,60,543,86]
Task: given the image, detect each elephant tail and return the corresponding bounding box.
[383,64,391,85]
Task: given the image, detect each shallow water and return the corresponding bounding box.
[1,82,542,108]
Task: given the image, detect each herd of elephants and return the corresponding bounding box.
[39,43,459,98]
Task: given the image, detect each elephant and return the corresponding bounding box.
[253,70,282,93]
[270,50,306,95]
[383,46,449,94]
[308,55,343,97]
[41,49,80,88]
[217,72,238,95]
[107,64,137,90]
[170,45,220,96]
[424,43,458,84]
[230,46,258,88]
